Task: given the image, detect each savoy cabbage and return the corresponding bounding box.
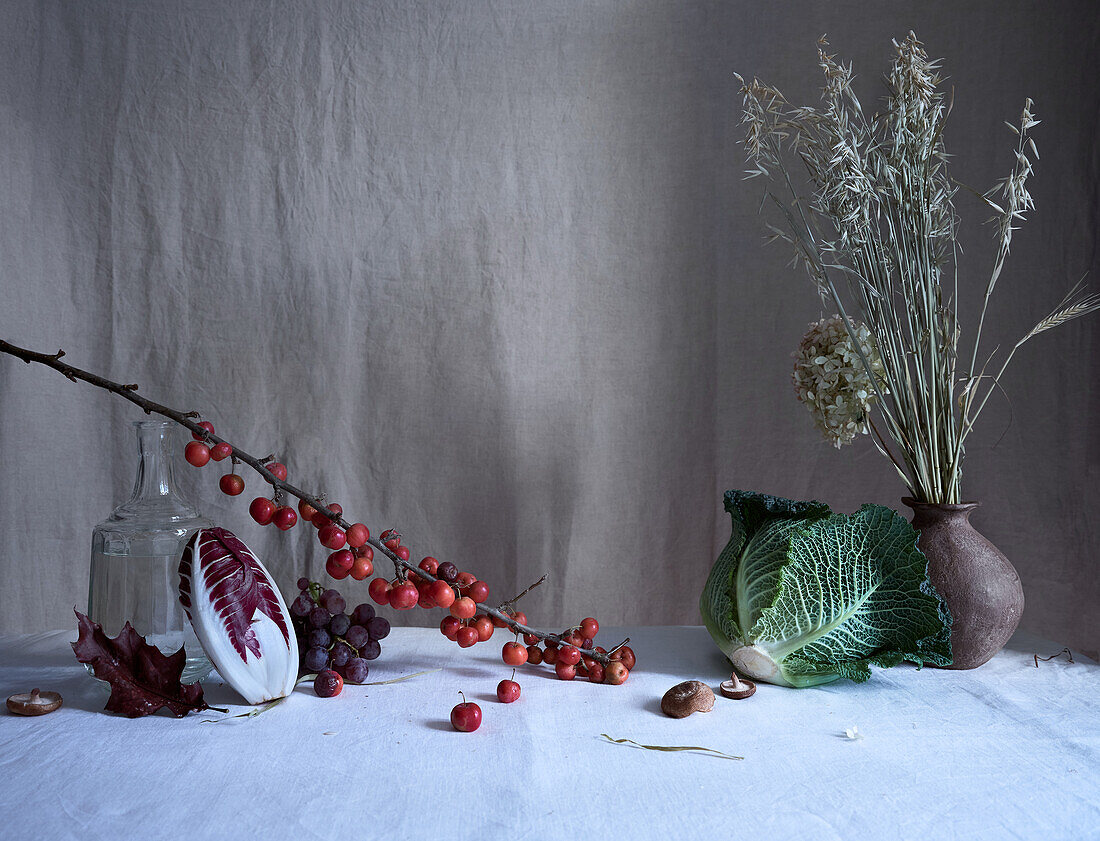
[700,490,952,687]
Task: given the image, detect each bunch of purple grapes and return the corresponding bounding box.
[290,577,390,685]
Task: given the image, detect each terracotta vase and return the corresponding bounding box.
[902,498,1024,670]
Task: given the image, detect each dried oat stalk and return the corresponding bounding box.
[739,32,1099,503]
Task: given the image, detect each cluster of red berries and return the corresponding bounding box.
[183,422,229,466]
[246,492,298,532]
[184,422,374,563]
[186,423,263,505]
[291,500,375,580]
[367,553,496,632]
[503,618,634,684]
[185,422,281,515]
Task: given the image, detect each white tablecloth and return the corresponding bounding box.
[1,626,1097,840]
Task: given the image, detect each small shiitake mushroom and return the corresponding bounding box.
[660,680,715,718]
[719,672,756,700]
[6,688,63,716]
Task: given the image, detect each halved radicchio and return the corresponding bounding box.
[180,526,298,704]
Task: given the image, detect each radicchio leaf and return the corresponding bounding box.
[179,527,298,704]
[71,609,207,718]
[180,527,291,662]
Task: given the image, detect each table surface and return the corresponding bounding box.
[1,625,1097,841]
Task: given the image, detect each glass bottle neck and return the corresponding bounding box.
[102,420,206,524]
[129,422,180,502]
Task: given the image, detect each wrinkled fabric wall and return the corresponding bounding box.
[1,1,1097,654]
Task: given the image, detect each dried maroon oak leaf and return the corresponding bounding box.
[71,609,208,718]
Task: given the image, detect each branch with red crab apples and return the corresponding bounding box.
[0,338,635,678]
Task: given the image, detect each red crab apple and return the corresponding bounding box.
[368,578,391,605]
[611,646,636,670]
[497,675,521,703]
[184,441,210,466]
[346,523,370,548]
[450,693,482,732]
[429,579,456,608]
[449,596,477,620]
[388,581,419,610]
[318,524,346,550]
[472,616,494,642]
[350,553,373,581]
[210,442,233,461]
[502,641,528,666]
[249,497,276,525]
[219,473,245,496]
[272,506,297,530]
[440,616,462,641]
[605,661,629,685]
[555,661,576,681]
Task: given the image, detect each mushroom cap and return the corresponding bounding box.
[6,688,63,716]
[660,680,715,718]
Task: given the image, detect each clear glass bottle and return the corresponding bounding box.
[88,420,213,683]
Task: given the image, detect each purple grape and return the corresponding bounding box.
[344,658,369,684]
[307,628,331,648]
[358,639,381,661]
[437,562,458,583]
[297,577,310,591]
[351,603,376,625]
[329,612,351,637]
[304,646,329,672]
[345,624,370,649]
[291,594,314,618]
[314,669,342,698]
[366,616,390,640]
[308,606,330,629]
[331,642,353,668]
[320,589,346,615]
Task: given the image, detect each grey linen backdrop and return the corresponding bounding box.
[1,2,1097,655]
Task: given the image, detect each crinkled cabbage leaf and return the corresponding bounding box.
[700,490,952,687]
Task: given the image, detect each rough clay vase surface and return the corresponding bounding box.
[902,498,1024,670]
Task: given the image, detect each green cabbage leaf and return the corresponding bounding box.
[700,490,952,687]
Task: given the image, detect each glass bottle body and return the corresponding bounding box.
[88,420,213,683]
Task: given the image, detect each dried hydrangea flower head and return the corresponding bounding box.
[793,316,884,448]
